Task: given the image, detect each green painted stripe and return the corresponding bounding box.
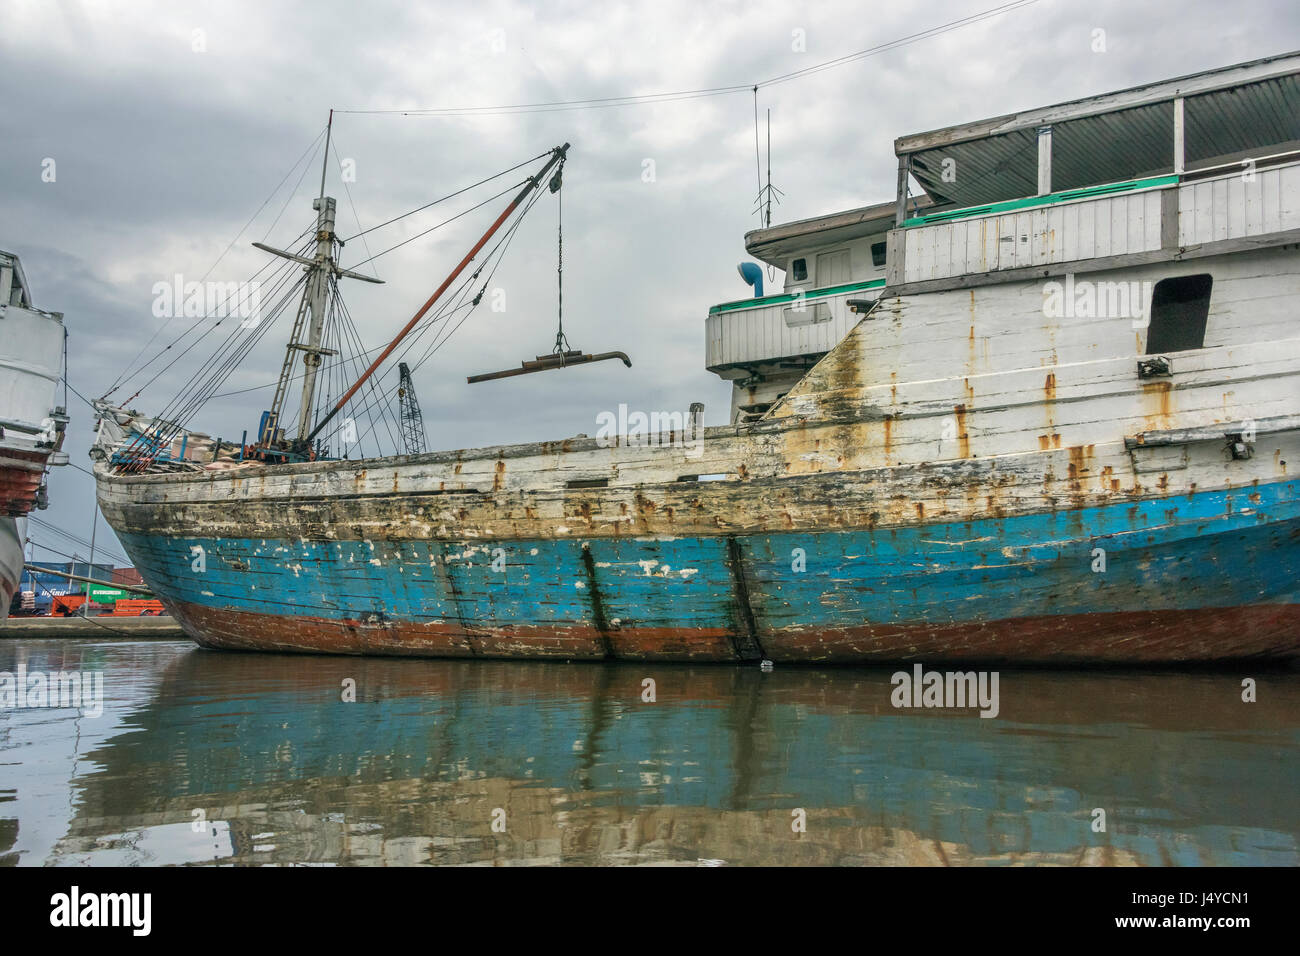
[708,277,886,315]
[902,174,1180,227]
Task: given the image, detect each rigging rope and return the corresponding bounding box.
[116,261,311,464]
[333,2,1041,115]
[110,147,562,464]
[358,184,548,420]
[400,185,545,377]
[341,150,549,241]
[329,136,380,280]
[346,180,524,271]
[111,149,544,409]
[105,128,328,397]
[126,240,309,410]
[553,182,568,354]
[115,224,314,405]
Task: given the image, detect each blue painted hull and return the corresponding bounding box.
[111,478,1300,662]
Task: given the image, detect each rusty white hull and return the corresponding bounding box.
[1,249,69,618]
[93,240,1300,663]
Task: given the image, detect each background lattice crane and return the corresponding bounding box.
[397,362,426,455]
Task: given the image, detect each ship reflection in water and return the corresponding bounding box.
[1,639,1297,866]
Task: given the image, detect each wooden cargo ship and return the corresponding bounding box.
[91,54,1300,662]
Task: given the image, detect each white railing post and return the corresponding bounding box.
[1173,96,1186,175]
[1037,126,1053,196]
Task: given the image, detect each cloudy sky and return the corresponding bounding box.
[3,0,1298,565]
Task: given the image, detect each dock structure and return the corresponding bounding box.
[0,615,185,639]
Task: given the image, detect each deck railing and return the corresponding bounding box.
[705,278,885,372]
[887,157,1300,288]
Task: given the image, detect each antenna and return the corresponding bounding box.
[752,105,784,227]
[765,109,772,227]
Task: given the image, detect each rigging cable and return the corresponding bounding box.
[294,179,549,441]
[401,186,546,374]
[157,271,309,435]
[396,184,547,383]
[116,149,563,457]
[333,2,1040,116]
[106,1,1044,414]
[105,128,328,397]
[118,261,311,463]
[328,135,380,280]
[345,179,525,271]
[28,517,131,566]
[115,224,315,404]
[341,150,549,241]
[27,537,131,572]
[350,183,549,428]
[554,183,568,354]
[133,244,309,422]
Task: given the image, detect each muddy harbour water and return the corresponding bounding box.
[1,638,1296,866]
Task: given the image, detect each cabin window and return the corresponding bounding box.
[783,301,831,327]
[815,249,851,287]
[791,258,808,282]
[871,241,887,267]
[1145,274,1212,354]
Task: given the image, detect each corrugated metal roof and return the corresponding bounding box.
[903,52,1300,209]
[1186,74,1300,161]
[909,128,1037,207]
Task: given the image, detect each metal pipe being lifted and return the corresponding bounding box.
[306,143,571,446]
[467,350,632,384]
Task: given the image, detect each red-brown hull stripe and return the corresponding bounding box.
[165,598,1300,663]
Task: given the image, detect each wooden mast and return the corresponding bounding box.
[255,110,382,451]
